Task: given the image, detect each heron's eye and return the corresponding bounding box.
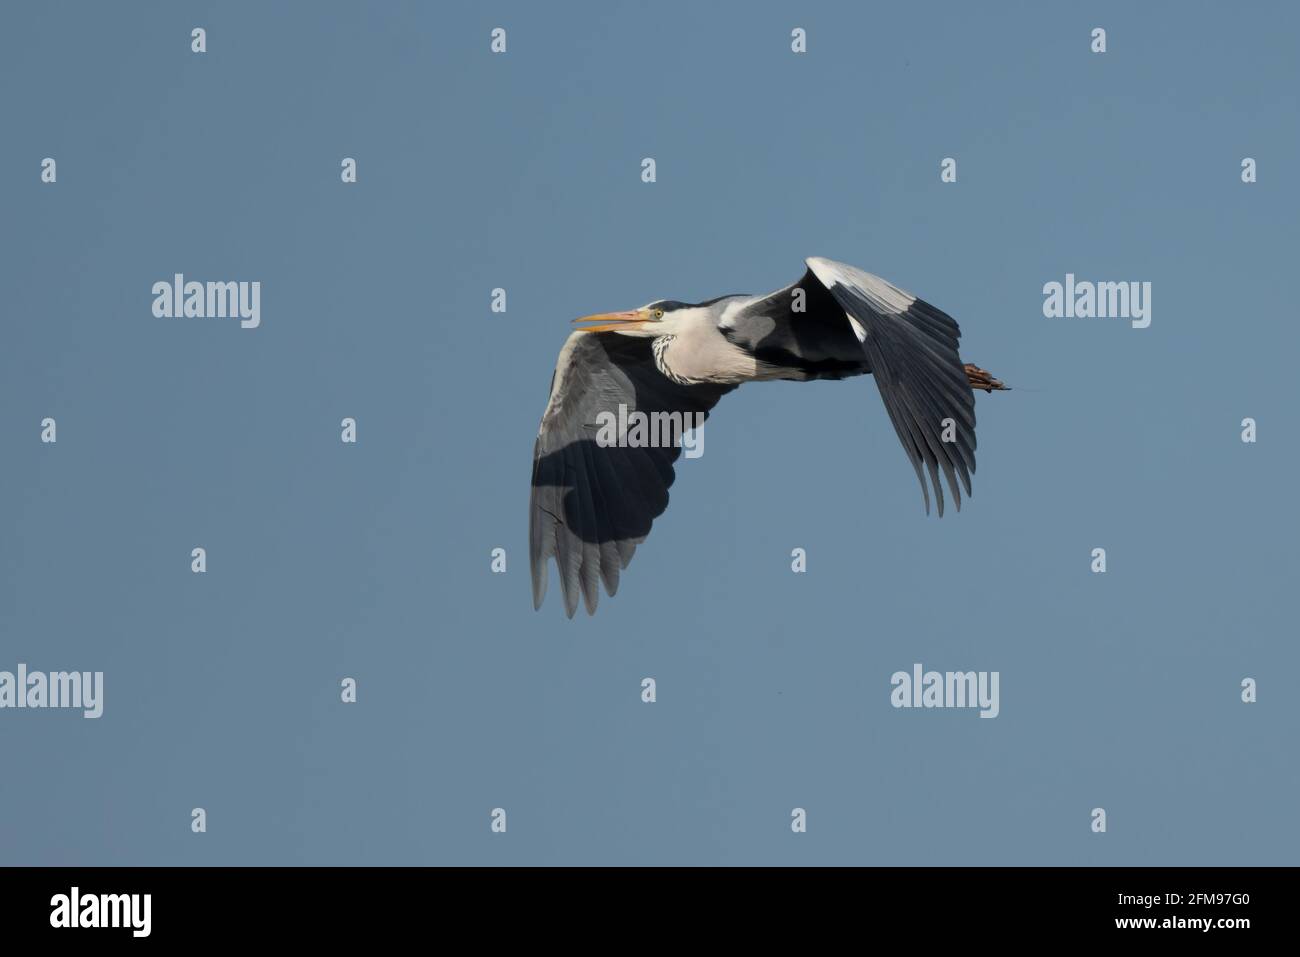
[653,309,664,319]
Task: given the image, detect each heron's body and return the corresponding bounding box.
[531,257,1008,617]
[649,297,862,385]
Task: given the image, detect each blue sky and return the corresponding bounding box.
[1,1,1296,865]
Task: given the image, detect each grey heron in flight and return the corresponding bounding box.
[530,257,1008,617]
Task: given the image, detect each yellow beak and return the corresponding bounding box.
[571,308,651,333]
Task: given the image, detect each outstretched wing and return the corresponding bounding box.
[531,332,734,617]
[804,257,976,516]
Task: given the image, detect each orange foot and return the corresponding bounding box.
[964,364,1008,392]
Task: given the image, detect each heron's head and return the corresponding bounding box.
[571,299,725,337]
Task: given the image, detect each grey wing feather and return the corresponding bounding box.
[805,257,976,516]
[530,332,734,617]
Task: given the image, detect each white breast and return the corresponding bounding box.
[652,327,774,386]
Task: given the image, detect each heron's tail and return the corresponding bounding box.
[964,364,1008,392]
